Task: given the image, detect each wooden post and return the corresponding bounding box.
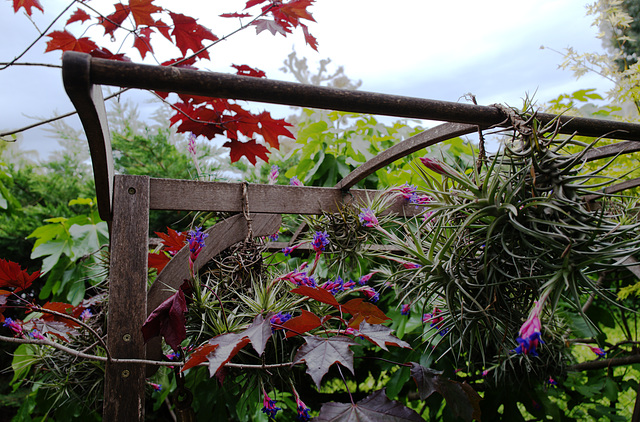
[104,175,149,421]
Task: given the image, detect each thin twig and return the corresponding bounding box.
[567,353,640,371]
[0,62,61,68]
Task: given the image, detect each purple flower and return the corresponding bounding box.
[292,388,311,421]
[290,176,304,186]
[282,242,304,257]
[311,231,330,253]
[393,183,417,200]
[401,304,410,316]
[358,208,379,228]
[80,309,93,322]
[270,312,292,331]
[148,382,162,392]
[268,232,279,242]
[409,193,432,205]
[187,133,197,156]
[358,271,379,285]
[547,377,558,388]
[28,329,44,340]
[359,286,379,302]
[589,345,606,359]
[278,264,315,287]
[514,301,544,356]
[188,227,208,263]
[320,277,355,295]
[268,165,279,185]
[262,389,281,420]
[3,318,22,334]
[482,370,489,377]
[402,261,421,270]
[423,308,448,336]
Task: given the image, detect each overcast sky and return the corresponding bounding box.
[0,0,612,160]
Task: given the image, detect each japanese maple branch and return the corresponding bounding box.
[0,62,61,68]
[1,0,78,71]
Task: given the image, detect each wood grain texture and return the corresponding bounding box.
[148,179,424,216]
[103,175,149,421]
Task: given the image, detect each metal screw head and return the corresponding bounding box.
[128,187,136,194]
[121,369,130,378]
[123,333,132,342]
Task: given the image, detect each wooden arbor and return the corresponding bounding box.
[61,51,640,420]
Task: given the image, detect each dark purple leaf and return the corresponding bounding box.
[242,313,272,356]
[292,335,358,388]
[141,289,187,352]
[358,321,411,351]
[410,362,442,400]
[315,389,425,422]
[206,332,250,377]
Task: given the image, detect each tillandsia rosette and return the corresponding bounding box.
[387,106,640,384]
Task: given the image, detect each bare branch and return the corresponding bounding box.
[0,62,61,68]
[567,353,640,371]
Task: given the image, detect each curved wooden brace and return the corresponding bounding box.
[585,140,640,162]
[62,52,114,222]
[337,122,478,190]
[145,213,281,371]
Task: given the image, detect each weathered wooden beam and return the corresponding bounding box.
[148,178,423,216]
[73,52,640,142]
[104,175,149,421]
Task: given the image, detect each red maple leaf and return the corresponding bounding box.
[152,19,172,40]
[242,314,273,356]
[256,111,294,149]
[341,298,391,327]
[100,3,130,36]
[279,0,316,23]
[33,302,85,329]
[45,30,98,54]
[13,0,43,16]
[282,309,322,338]
[129,0,162,27]
[23,319,79,342]
[148,251,171,273]
[291,285,340,307]
[0,258,40,293]
[223,139,270,165]
[220,12,252,18]
[204,332,251,377]
[231,64,266,78]
[90,47,131,61]
[141,288,188,351]
[133,26,154,58]
[155,227,187,254]
[301,23,318,51]
[292,335,358,388]
[182,343,218,371]
[66,8,91,25]
[245,0,269,8]
[169,12,219,59]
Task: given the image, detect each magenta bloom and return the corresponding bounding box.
[187,133,197,156]
[401,304,410,316]
[148,382,162,392]
[295,397,311,421]
[514,302,544,356]
[423,307,448,335]
[359,286,380,302]
[547,377,558,388]
[402,261,421,270]
[28,329,44,340]
[409,193,432,205]
[3,318,22,335]
[262,389,281,420]
[80,309,93,321]
[419,157,447,174]
[311,231,330,253]
[358,208,379,228]
[290,176,304,186]
[268,165,279,185]
[393,183,417,200]
[358,271,379,285]
[188,226,208,263]
[589,345,606,359]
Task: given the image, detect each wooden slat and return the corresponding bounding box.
[337,122,477,190]
[62,52,115,222]
[104,175,149,421]
[148,179,423,216]
[145,213,281,372]
[585,140,640,162]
